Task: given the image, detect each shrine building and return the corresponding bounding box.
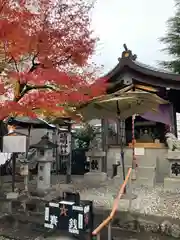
[101,45,180,187]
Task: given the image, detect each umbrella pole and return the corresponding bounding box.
[131,115,137,180]
[119,119,126,193]
[117,101,126,192]
[120,142,126,193]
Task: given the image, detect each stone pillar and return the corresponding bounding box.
[20,162,29,191]
[164,151,180,192]
[37,149,54,191]
[84,150,107,184]
[17,155,29,192]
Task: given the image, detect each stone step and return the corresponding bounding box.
[164,177,180,192]
[117,166,156,187]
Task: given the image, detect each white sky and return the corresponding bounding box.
[91,0,175,73]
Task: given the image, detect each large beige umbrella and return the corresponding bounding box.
[78,89,168,184]
[78,90,168,121]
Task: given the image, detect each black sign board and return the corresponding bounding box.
[44,199,93,236]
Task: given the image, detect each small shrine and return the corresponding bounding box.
[31,135,58,191]
[104,45,180,146]
[100,44,180,187]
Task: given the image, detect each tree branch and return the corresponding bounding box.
[55,54,72,66]
[29,53,40,72]
[11,56,19,73]
[16,84,57,102]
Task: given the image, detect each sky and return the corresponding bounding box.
[91,0,175,74]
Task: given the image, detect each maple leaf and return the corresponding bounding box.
[0,0,106,123]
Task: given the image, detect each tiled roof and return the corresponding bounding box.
[134,60,174,74]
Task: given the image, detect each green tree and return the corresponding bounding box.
[73,124,98,149]
[160,0,180,73]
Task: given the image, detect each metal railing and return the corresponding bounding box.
[92,168,132,240]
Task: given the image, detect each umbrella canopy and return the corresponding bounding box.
[78,90,168,121]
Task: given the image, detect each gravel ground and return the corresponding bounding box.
[1,175,180,239]
[4,174,180,219]
[0,233,176,240]
[48,175,180,220]
[0,232,175,240]
[79,183,180,219]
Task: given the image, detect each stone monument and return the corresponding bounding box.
[84,134,107,184]
[164,133,180,192]
[31,135,58,192]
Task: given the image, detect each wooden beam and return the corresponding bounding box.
[134,84,158,93]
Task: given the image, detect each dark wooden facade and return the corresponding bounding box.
[102,45,180,147]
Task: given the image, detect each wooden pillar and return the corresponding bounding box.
[173,106,177,137]
[101,118,108,173]
[170,104,177,137]
[66,121,72,184]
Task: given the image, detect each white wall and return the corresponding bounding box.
[177,113,180,139]
[17,128,48,145]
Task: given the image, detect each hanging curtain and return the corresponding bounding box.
[141,104,172,126]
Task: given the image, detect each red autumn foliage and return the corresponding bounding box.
[0,0,106,120]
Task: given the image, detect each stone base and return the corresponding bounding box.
[33,187,52,197]
[6,192,19,200]
[136,177,155,187]
[113,176,137,202]
[164,177,180,192]
[84,172,107,184]
[167,150,180,160]
[117,165,156,187]
[113,175,130,188]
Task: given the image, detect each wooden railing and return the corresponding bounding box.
[92,168,132,240]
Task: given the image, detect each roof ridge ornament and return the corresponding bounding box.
[119,44,137,61]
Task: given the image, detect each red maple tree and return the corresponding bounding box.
[0,0,106,120]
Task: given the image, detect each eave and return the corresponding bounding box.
[105,47,180,91]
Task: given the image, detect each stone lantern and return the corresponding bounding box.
[31,135,58,191]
